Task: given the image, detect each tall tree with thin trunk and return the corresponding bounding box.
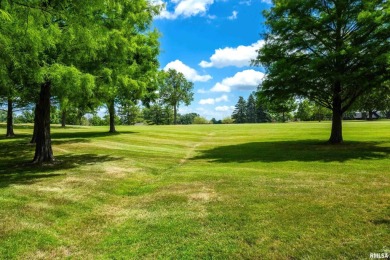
[159,69,194,125]
[232,96,247,123]
[254,0,389,143]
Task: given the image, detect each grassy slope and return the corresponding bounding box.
[0,121,389,259]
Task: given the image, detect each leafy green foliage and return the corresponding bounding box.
[159,69,194,124]
[193,116,209,124]
[254,0,390,142]
[295,100,314,121]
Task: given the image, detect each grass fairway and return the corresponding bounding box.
[0,121,389,259]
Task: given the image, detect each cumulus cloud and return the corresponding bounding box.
[210,69,265,92]
[215,106,235,112]
[261,0,272,4]
[228,11,238,20]
[154,0,214,20]
[164,60,212,82]
[199,94,229,105]
[197,88,208,94]
[199,40,264,68]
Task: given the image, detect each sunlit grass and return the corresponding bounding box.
[0,121,389,259]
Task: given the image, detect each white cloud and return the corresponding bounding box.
[239,0,252,5]
[154,0,214,20]
[197,88,208,94]
[199,98,215,105]
[215,95,228,102]
[164,60,212,82]
[215,106,235,112]
[228,11,238,20]
[199,40,264,68]
[196,106,232,120]
[210,69,265,92]
[261,0,272,4]
[199,94,229,105]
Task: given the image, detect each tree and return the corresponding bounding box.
[178,113,199,125]
[296,100,314,121]
[254,92,271,123]
[269,97,297,122]
[353,83,390,120]
[90,3,160,133]
[143,102,172,125]
[1,0,161,163]
[246,94,257,123]
[193,116,209,124]
[118,102,142,125]
[222,117,234,124]
[232,96,247,123]
[313,103,332,122]
[254,0,389,143]
[159,69,194,125]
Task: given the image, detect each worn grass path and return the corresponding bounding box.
[0,121,389,259]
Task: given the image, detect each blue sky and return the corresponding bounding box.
[152,0,272,120]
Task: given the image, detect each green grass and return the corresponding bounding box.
[0,121,389,259]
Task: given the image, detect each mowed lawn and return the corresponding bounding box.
[0,121,389,259]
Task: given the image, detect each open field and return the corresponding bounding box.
[0,121,389,259]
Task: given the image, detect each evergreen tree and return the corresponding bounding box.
[246,94,257,123]
[232,96,247,123]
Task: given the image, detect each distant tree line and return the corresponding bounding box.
[230,92,390,124]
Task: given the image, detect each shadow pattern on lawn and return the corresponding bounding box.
[0,153,122,188]
[192,140,390,163]
[51,130,138,140]
[0,133,124,188]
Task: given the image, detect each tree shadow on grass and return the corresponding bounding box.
[192,140,390,163]
[0,134,32,140]
[51,130,138,140]
[0,153,122,188]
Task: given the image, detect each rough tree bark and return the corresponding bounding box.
[328,82,343,144]
[6,98,15,137]
[108,101,116,133]
[32,82,54,163]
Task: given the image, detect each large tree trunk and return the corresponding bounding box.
[109,101,116,133]
[61,110,66,127]
[30,106,38,144]
[173,105,177,125]
[368,110,373,121]
[6,98,15,137]
[32,82,54,163]
[328,83,343,144]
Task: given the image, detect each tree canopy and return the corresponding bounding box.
[0,0,161,163]
[159,69,194,125]
[254,0,390,143]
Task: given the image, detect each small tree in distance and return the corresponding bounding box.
[159,69,194,125]
[232,96,247,123]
